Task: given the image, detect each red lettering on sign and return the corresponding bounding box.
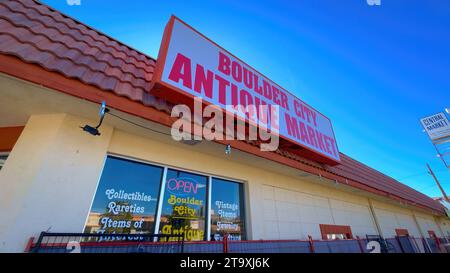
[285,113,300,139]
[243,67,253,90]
[232,61,243,83]
[299,120,311,145]
[254,74,263,95]
[308,126,318,148]
[194,64,213,99]
[231,83,239,107]
[272,86,281,105]
[279,91,290,111]
[168,53,192,89]
[294,100,304,120]
[316,130,326,153]
[293,99,317,126]
[263,80,272,100]
[218,51,231,76]
[240,89,254,120]
[255,97,268,125]
[215,74,230,105]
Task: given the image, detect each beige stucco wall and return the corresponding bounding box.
[108,129,448,242]
[414,211,445,238]
[370,200,423,238]
[108,129,384,240]
[260,184,378,239]
[0,113,113,252]
[437,218,450,238]
[0,111,448,252]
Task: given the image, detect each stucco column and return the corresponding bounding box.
[0,113,113,252]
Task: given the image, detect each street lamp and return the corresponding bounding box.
[446,108,450,115]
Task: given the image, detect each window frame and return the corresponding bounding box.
[427,230,437,238]
[210,177,247,241]
[395,228,409,237]
[319,224,353,240]
[158,167,209,241]
[86,153,247,241]
[83,155,166,234]
[0,152,9,171]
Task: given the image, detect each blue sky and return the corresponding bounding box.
[42,0,450,197]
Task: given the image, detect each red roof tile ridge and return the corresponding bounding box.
[342,154,412,187]
[0,34,146,102]
[32,0,154,60]
[306,154,438,209]
[15,0,156,67]
[339,154,436,200]
[273,147,440,210]
[0,2,155,73]
[332,160,403,193]
[276,149,417,200]
[0,20,150,92]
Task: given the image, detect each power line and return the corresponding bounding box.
[107,111,173,137]
[397,170,448,181]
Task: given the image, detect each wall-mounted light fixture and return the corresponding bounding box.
[225,144,231,155]
[81,101,109,136]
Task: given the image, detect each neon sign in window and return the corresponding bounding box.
[158,169,208,241]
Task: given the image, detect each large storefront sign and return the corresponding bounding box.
[152,16,340,164]
[85,156,246,241]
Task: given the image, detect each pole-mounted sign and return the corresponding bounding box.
[420,112,450,142]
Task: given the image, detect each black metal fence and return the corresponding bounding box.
[28,232,449,253]
[30,232,184,253]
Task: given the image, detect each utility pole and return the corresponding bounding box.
[427,163,449,202]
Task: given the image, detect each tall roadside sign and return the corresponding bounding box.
[420,111,450,169]
[420,112,450,142]
[420,111,450,216]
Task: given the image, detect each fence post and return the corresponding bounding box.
[356,236,365,253]
[410,236,421,253]
[30,232,46,253]
[395,236,406,253]
[422,236,432,253]
[223,234,228,253]
[24,237,35,253]
[434,236,441,253]
[308,235,315,253]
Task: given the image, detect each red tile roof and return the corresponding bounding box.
[0,0,444,213]
[0,0,157,102]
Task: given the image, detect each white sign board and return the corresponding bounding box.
[420,112,450,141]
[153,16,340,163]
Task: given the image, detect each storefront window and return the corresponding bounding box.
[85,156,246,241]
[84,156,163,234]
[210,178,245,241]
[158,169,208,241]
[0,153,8,171]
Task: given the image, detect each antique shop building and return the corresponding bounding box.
[0,0,449,252]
